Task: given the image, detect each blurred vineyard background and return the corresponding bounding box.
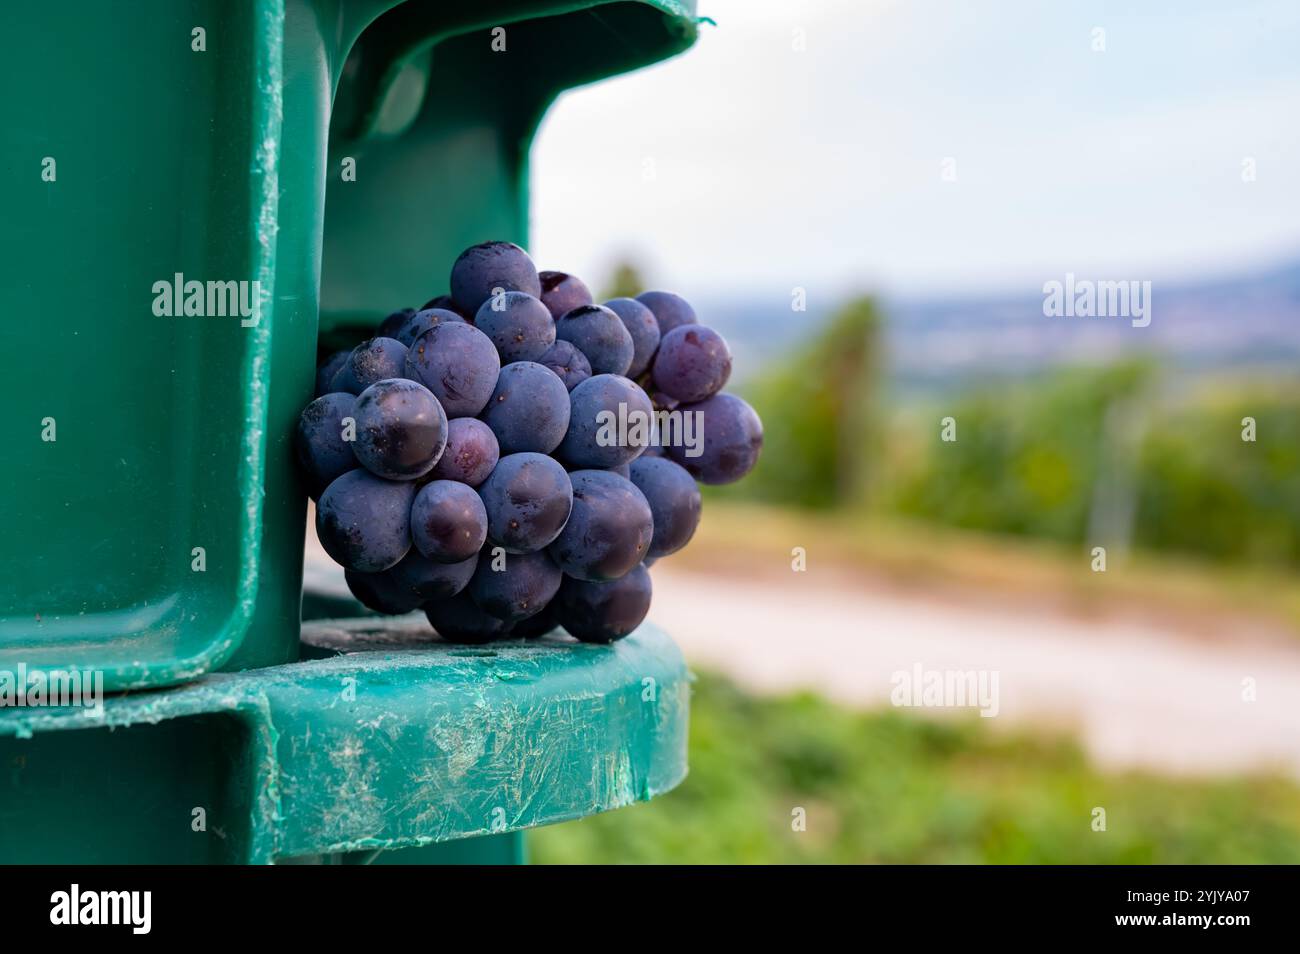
[524,0,1300,865]
[530,261,1300,864]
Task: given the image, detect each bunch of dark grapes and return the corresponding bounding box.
[299,241,762,644]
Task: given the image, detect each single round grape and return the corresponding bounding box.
[346,548,476,613]
[411,479,488,563]
[467,549,562,623]
[352,378,447,481]
[668,392,763,485]
[651,324,732,403]
[510,602,559,638]
[555,304,634,376]
[630,456,702,557]
[396,307,465,346]
[548,470,653,582]
[474,291,555,363]
[554,565,652,643]
[603,298,661,378]
[538,270,593,319]
[405,321,501,418]
[425,592,514,644]
[345,567,421,615]
[636,290,698,336]
[315,350,350,398]
[423,293,475,321]
[429,417,499,487]
[480,361,571,455]
[331,337,410,395]
[376,307,415,339]
[315,469,415,572]
[295,392,358,499]
[558,374,653,469]
[389,549,478,602]
[537,339,592,391]
[450,241,541,315]
[478,452,573,553]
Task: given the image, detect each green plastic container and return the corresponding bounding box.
[0,619,690,864]
[0,0,698,691]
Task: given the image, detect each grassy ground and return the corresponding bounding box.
[530,671,1300,864]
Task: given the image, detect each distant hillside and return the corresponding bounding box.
[697,260,1300,394]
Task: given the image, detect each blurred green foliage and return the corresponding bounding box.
[601,259,646,300]
[884,372,1300,564]
[1136,390,1300,565]
[885,362,1153,545]
[727,299,1300,566]
[531,671,1300,863]
[741,296,883,507]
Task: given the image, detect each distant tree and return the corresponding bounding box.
[602,259,647,300]
[739,295,883,508]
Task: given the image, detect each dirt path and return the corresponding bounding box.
[647,566,1300,780]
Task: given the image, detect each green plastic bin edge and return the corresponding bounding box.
[0,621,690,864]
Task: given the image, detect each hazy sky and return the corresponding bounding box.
[530,0,1300,300]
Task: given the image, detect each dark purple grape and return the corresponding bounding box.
[603,298,661,378]
[478,452,573,553]
[396,307,465,346]
[346,567,421,614]
[389,549,478,602]
[315,350,350,398]
[548,470,653,582]
[651,324,732,403]
[537,339,592,391]
[555,304,634,376]
[331,337,410,395]
[480,361,571,455]
[473,291,555,363]
[422,293,455,312]
[558,374,653,469]
[430,417,499,486]
[315,470,415,572]
[295,392,358,499]
[425,592,513,644]
[510,602,558,638]
[377,307,416,338]
[649,390,680,412]
[346,548,476,613]
[424,294,477,321]
[450,241,541,315]
[467,549,562,623]
[352,378,447,481]
[668,392,763,485]
[411,479,488,563]
[538,270,593,319]
[636,290,697,336]
[630,456,701,557]
[405,321,501,418]
[554,565,652,643]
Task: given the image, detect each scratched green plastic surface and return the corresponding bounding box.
[0,0,697,690]
[0,621,689,864]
